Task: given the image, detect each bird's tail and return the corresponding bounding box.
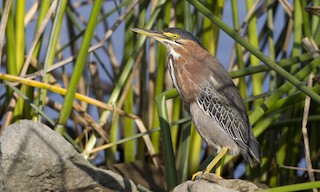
[242,137,262,167]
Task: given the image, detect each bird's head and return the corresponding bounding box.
[131,28,203,59]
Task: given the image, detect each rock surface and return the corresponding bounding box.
[0,120,137,192]
[173,173,261,192]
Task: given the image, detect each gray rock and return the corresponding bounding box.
[0,120,137,192]
[173,173,261,192]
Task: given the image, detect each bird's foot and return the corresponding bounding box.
[191,171,204,181]
[191,170,223,181]
[192,167,208,181]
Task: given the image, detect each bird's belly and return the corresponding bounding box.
[189,102,240,156]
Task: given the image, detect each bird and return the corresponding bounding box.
[131,27,262,180]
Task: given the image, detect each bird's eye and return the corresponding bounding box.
[172,34,179,39]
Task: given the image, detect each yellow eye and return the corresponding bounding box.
[172,34,179,39]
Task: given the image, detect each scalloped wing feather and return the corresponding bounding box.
[196,77,249,147]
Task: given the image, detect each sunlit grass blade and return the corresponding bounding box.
[56,0,103,133]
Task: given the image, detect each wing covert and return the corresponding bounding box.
[196,77,249,144]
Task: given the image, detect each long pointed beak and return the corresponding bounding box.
[131,28,167,42]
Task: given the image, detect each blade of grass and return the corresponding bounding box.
[229,52,312,78]
[0,73,141,120]
[99,0,165,126]
[259,181,320,192]
[231,0,248,108]
[123,87,135,162]
[56,0,103,133]
[5,0,16,75]
[202,0,224,55]
[15,0,25,72]
[6,84,54,126]
[188,123,202,175]
[267,0,276,90]
[37,0,68,122]
[119,1,136,163]
[176,119,191,182]
[0,0,13,65]
[246,0,263,106]
[12,0,26,121]
[155,89,178,190]
[249,57,320,126]
[290,0,302,74]
[301,73,317,191]
[21,0,57,76]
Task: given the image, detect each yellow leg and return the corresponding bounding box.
[215,152,226,176]
[205,147,228,173]
[191,147,228,180]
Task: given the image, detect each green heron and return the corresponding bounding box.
[132,28,262,179]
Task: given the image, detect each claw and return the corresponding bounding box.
[191,147,228,180]
[191,171,203,181]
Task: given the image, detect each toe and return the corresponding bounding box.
[191,171,203,181]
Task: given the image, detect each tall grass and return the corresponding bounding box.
[0,1,319,191]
